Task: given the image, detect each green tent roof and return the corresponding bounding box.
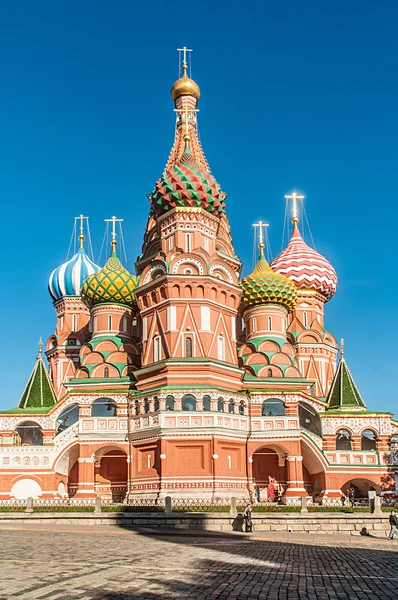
[326,350,366,411]
[18,340,57,409]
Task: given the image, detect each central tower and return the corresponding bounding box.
[134,48,242,392]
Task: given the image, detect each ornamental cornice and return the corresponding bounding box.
[321,416,392,436]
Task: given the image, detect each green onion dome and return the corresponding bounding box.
[81,242,137,308]
[150,136,226,218]
[240,246,297,312]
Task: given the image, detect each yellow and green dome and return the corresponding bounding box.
[240,246,297,312]
[81,243,137,308]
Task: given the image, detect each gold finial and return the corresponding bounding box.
[340,338,345,360]
[177,46,192,78]
[75,214,88,248]
[105,215,123,255]
[253,221,269,257]
[38,337,43,357]
[285,192,305,226]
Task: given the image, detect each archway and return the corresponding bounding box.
[94,448,128,502]
[13,422,43,446]
[252,446,287,502]
[341,478,381,499]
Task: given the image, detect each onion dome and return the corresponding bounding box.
[81,240,137,308]
[150,135,226,218]
[171,63,200,103]
[240,245,297,312]
[49,236,99,301]
[270,221,337,302]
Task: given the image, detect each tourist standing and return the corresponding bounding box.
[243,503,252,532]
[388,510,398,539]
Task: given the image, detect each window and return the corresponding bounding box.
[93,317,97,333]
[91,398,117,417]
[204,236,209,252]
[154,336,161,362]
[166,395,175,411]
[231,316,236,341]
[168,235,173,251]
[108,315,112,330]
[144,399,150,413]
[13,422,43,446]
[182,394,196,411]
[303,312,308,327]
[227,456,232,469]
[252,318,257,333]
[142,317,147,341]
[203,395,211,411]
[217,398,224,412]
[239,401,245,415]
[268,317,272,330]
[336,429,352,451]
[185,336,193,358]
[217,336,225,361]
[122,316,127,332]
[228,400,234,414]
[56,404,79,435]
[186,233,191,252]
[262,398,285,416]
[147,455,152,468]
[72,314,77,332]
[298,402,321,436]
[361,430,377,451]
[267,369,273,377]
[154,398,160,411]
[88,319,93,333]
[104,367,109,378]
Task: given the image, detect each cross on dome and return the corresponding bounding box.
[177,46,193,76]
[75,214,89,248]
[105,215,123,251]
[285,192,305,225]
[252,220,269,246]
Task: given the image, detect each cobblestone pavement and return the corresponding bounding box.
[0,525,397,599]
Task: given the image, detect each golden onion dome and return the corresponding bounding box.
[240,245,297,312]
[171,67,200,103]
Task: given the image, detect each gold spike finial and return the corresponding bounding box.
[285,192,305,226]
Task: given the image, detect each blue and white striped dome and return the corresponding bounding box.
[49,247,100,301]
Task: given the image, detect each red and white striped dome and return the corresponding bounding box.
[270,223,337,302]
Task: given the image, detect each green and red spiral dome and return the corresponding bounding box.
[150,140,226,218]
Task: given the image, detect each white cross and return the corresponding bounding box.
[75,214,88,236]
[105,216,123,241]
[285,192,305,221]
[252,220,269,245]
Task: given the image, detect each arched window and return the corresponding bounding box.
[186,233,191,253]
[218,398,224,412]
[336,429,352,451]
[182,394,196,411]
[166,395,175,411]
[144,399,150,413]
[203,395,211,411]
[91,398,117,417]
[13,422,43,446]
[361,429,377,451]
[303,312,308,327]
[72,314,77,332]
[108,315,112,330]
[154,397,160,412]
[217,336,225,361]
[104,367,109,378]
[267,369,273,377]
[239,401,245,415]
[93,317,97,333]
[228,399,234,414]
[298,402,321,436]
[154,336,161,362]
[122,316,127,332]
[185,336,193,358]
[268,316,272,330]
[56,404,79,435]
[262,398,285,416]
[252,318,257,333]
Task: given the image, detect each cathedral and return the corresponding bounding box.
[0,52,397,504]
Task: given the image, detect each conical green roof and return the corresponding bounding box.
[327,348,366,411]
[18,340,56,409]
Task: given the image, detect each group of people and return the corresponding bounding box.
[253,476,282,504]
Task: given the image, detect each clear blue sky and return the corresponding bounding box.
[1,0,397,414]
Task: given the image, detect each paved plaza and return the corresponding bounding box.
[0,524,397,599]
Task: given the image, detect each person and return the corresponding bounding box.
[388,510,398,539]
[267,476,276,502]
[243,503,252,532]
[253,488,259,504]
[349,487,355,506]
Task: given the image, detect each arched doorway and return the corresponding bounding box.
[341,478,381,499]
[94,448,128,502]
[252,446,287,502]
